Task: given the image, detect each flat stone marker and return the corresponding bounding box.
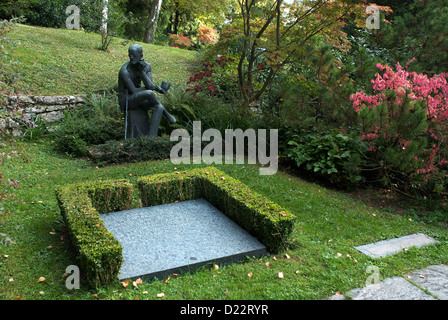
[407,265,448,300]
[355,233,437,258]
[100,198,266,281]
[347,277,436,300]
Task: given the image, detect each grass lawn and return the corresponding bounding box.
[8,24,198,95]
[1,140,447,300]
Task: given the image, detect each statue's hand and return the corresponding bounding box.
[137,60,146,71]
[154,86,166,94]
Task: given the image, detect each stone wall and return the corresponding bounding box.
[1,95,86,136]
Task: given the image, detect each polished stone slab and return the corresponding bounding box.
[355,233,437,258]
[100,198,266,281]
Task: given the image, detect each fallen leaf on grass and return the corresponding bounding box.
[132,278,143,287]
[38,277,45,283]
[157,292,165,298]
[163,276,170,284]
[121,280,129,288]
[248,272,253,278]
[278,272,284,279]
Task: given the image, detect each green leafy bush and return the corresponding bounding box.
[87,136,175,165]
[53,94,124,157]
[24,0,71,28]
[286,129,365,185]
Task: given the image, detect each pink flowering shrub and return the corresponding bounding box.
[350,60,448,195]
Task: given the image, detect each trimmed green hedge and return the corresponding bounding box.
[55,179,133,287]
[137,167,296,252]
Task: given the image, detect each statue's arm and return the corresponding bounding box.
[140,64,156,90]
[141,64,165,94]
[119,66,144,94]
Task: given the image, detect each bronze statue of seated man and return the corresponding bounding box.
[118,43,176,138]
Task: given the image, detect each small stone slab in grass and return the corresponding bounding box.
[100,198,266,281]
[355,233,437,258]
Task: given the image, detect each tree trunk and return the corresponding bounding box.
[173,2,180,34]
[101,0,108,34]
[143,0,163,43]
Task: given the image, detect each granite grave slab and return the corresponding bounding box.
[100,198,267,280]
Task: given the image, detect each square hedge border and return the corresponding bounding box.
[55,167,296,287]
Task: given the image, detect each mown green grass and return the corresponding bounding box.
[9,24,198,95]
[1,140,447,300]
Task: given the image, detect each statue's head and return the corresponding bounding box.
[128,44,143,65]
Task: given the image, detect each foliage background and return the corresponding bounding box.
[3,0,448,200]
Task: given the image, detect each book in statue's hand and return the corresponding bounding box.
[161,81,171,93]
